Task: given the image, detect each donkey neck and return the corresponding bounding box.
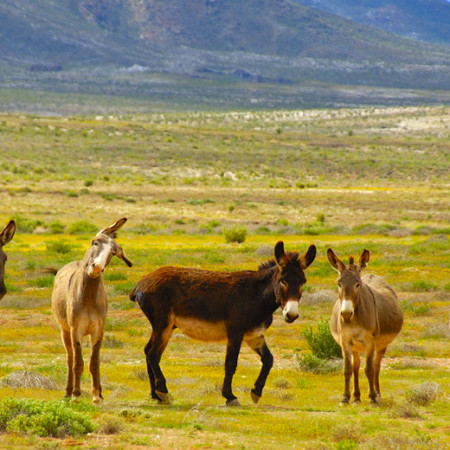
[354,281,378,332]
[260,265,281,313]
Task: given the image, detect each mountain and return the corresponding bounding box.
[293,0,450,46]
[1,0,450,112]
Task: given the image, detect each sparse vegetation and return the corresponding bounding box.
[0,107,447,448]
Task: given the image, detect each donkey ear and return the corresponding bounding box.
[0,220,16,246]
[327,248,346,273]
[358,249,370,271]
[115,243,133,268]
[274,241,287,267]
[99,218,127,237]
[299,244,316,270]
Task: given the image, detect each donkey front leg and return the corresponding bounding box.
[71,329,84,401]
[223,336,243,406]
[365,345,377,404]
[246,336,273,404]
[341,348,353,405]
[61,329,74,398]
[89,333,104,405]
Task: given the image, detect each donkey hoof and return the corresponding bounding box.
[250,390,261,404]
[339,399,349,407]
[155,391,171,405]
[352,398,361,405]
[93,396,103,406]
[71,396,80,404]
[226,399,241,407]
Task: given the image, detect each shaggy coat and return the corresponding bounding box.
[130,241,316,406]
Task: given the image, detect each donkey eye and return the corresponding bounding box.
[355,283,360,289]
[280,280,288,288]
[93,241,99,247]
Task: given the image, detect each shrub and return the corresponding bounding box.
[13,216,42,233]
[301,320,342,359]
[46,239,73,254]
[295,353,341,374]
[405,382,440,406]
[0,397,95,438]
[49,221,65,234]
[66,220,98,235]
[223,225,247,244]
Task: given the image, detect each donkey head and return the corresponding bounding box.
[85,218,132,278]
[274,241,316,323]
[327,248,370,323]
[0,220,16,300]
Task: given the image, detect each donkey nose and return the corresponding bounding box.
[341,311,353,323]
[283,300,299,323]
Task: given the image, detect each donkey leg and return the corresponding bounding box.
[144,339,158,401]
[89,333,104,405]
[341,348,353,405]
[351,352,361,404]
[61,329,74,398]
[373,348,386,399]
[223,336,243,406]
[246,336,273,404]
[71,329,84,401]
[145,326,174,404]
[365,346,377,404]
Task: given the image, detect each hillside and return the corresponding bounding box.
[0,0,450,112]
[295,0,450,46]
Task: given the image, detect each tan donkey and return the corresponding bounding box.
[327,248,403,405]
[50,218,132,404]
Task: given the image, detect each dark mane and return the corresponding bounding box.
[258,252,300,271]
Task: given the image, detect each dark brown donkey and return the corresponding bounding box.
[0,220,16,300]
[327,248,403,405]
[130,241,316,406]
[51,218,132,404]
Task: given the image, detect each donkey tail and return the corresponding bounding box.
[43,267,58,276]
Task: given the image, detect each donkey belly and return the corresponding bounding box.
[174,316,227,342]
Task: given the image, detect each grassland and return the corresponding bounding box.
[0,106,448,448]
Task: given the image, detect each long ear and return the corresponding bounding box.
[98,218,127,238]
[115,243,133,267]
[299,244,316,269]
[0,220,16,246]
[274,241,287,268]
[358,249,370,271]
[327,248,346,273]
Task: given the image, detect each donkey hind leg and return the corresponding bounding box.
[71,329,84,401]
[89,333,104,405]
[351,352,361,404]
[145,326,174,404]
[223,336,243,406]
[373,348,387,399]
[246,336,274,404]
[61,329,74,399]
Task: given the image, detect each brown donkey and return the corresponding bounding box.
[51,218,132,404]
[0,220,16,300]
[130,241,316,406]
[327,248,403,405]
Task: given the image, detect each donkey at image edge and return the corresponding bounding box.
[328,248,403,405]
[0,220,16,300]
[50,218,132,405]
[130,241,316,406]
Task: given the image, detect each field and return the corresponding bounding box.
[0,106,448,449]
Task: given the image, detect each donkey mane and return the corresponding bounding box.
[258,252,300,271]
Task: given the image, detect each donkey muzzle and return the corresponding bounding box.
[340,300,354,323]
[283,300,299,323]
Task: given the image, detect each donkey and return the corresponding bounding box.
[327,248,403,405]
[0,220,16,300]
[50,218,132,404]
[130,241,316,406]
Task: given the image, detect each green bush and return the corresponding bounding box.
[49,221,65,234]
[66,220,98,235]
[295,353,341,374]
[301,320,342,359]
[223,225,247,244]
[13,216,42,233]
[46,240,73,254]
[0,397,95,438]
